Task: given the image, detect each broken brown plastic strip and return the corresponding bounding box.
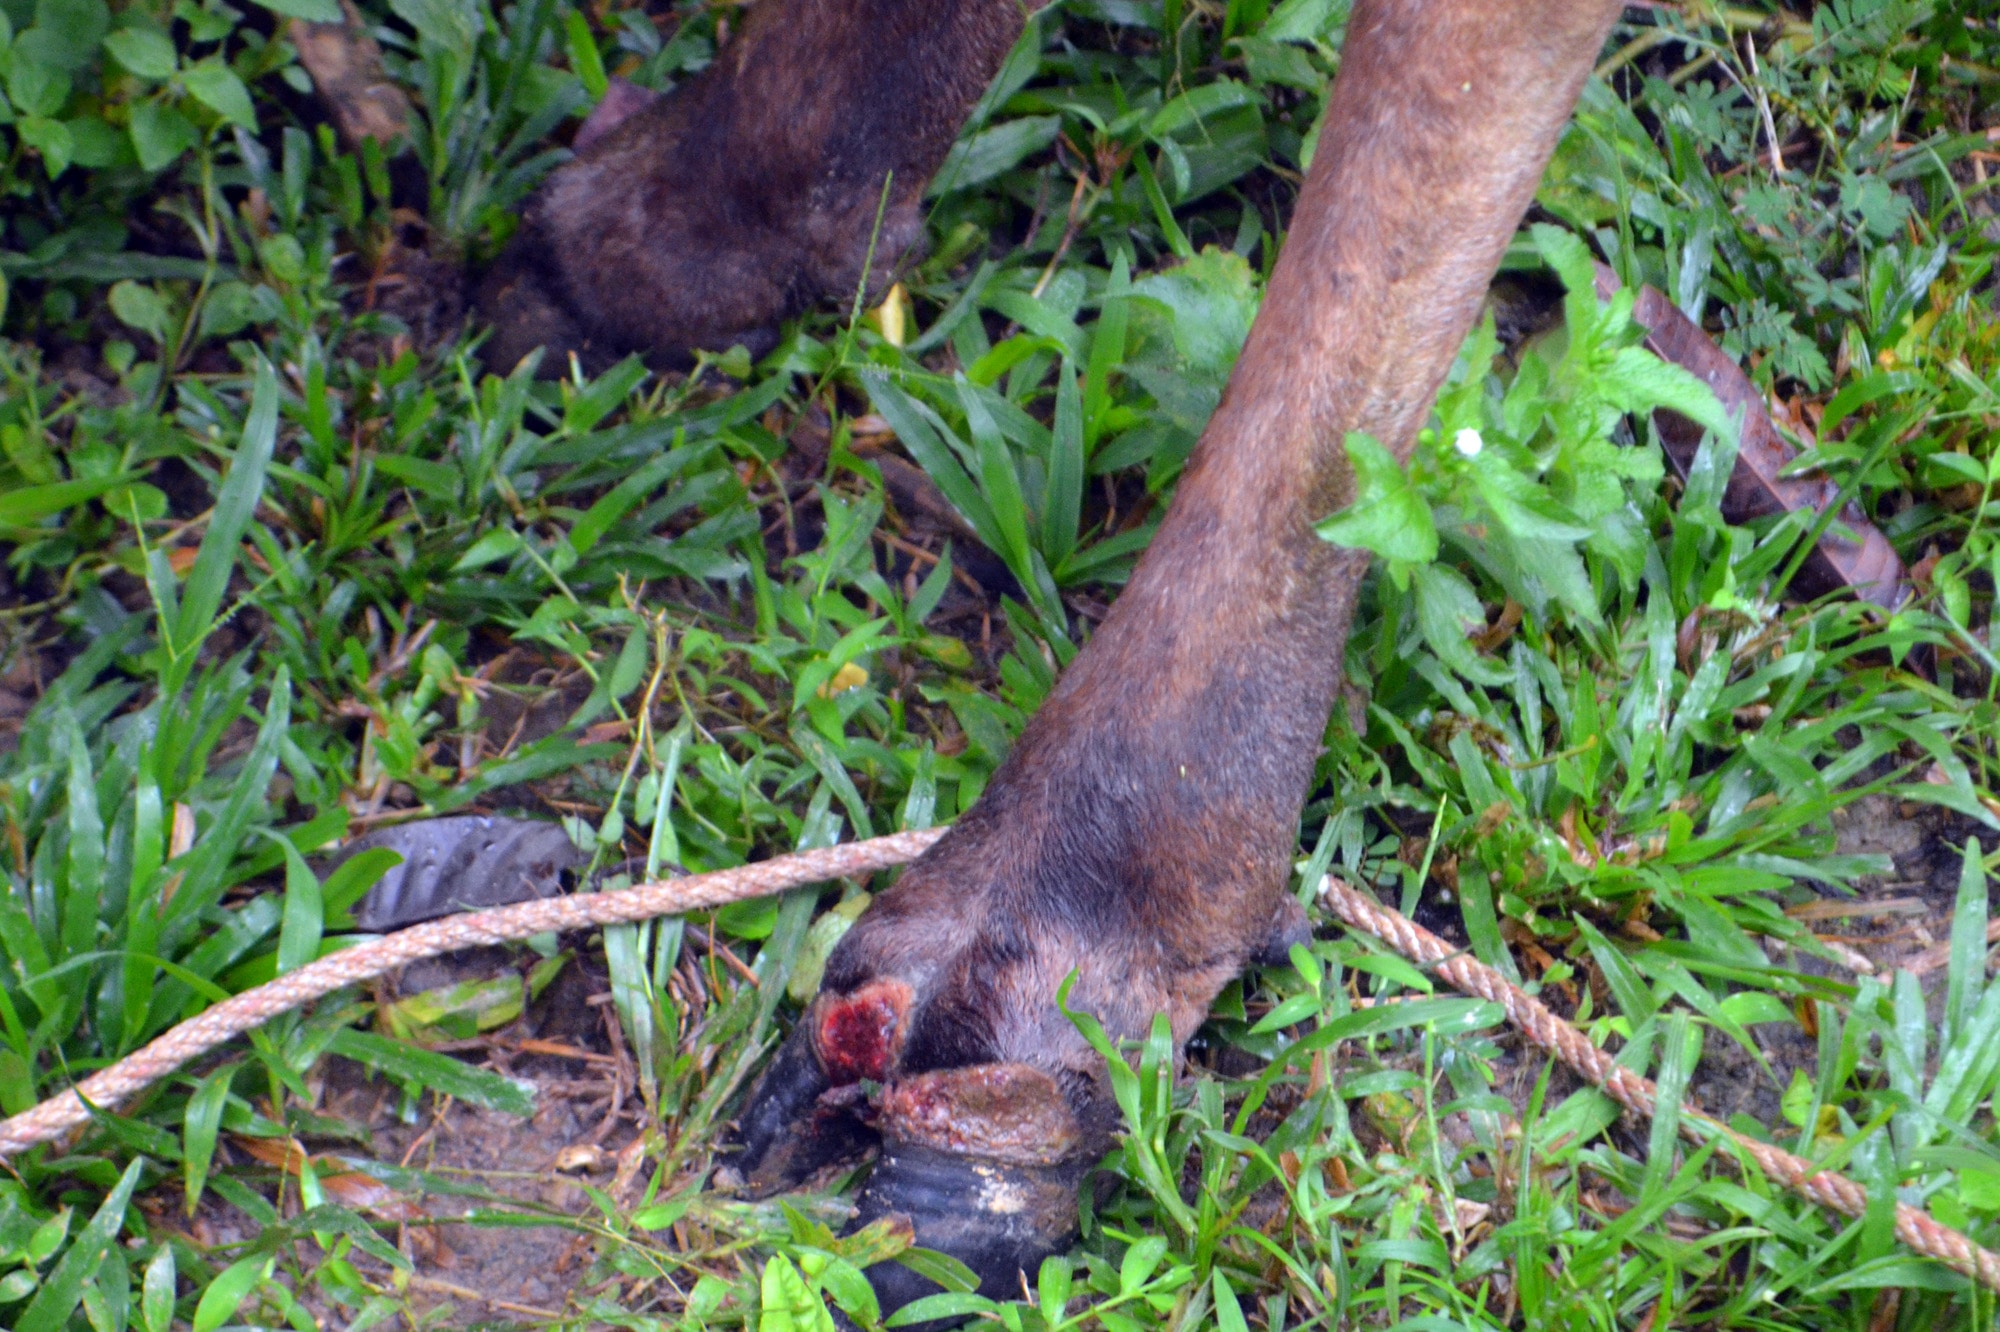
[1592,267,1907,608]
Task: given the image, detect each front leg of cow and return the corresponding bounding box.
[479,0,1025,369]
[717,0,1626,1315]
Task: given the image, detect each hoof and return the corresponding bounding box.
[850,1062,1096,1322]
[850,1140,1087,1324]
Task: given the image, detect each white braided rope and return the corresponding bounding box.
[1319,875,2000,1293]
[0,829,946,1157]
[4,834,1990,1295]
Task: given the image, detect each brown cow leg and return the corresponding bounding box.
[728,0,1626,1315]
[476,0,1026,371]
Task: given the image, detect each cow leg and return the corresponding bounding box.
[477,0,1026,370]
[730,0,1624,1315]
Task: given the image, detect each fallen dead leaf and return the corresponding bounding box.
[231,1133,426,1220]
[553,1144,610,1173]
[818,662,869,698]
[1592,267,1906,607]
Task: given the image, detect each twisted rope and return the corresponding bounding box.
[2,830,1990,1293]
[1319,875,2000,1293]
[0,828,946,1158]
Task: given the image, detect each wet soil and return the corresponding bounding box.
[1695,794,1999,1130]
[140,947,660,1326]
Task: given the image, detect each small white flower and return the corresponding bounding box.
[1453,427,1484,458]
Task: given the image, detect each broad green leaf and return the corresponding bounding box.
[1573,919,1654,1023]
[759,1254,834,1332]
[1470,450,1592,542]
[1084,249,1130,447]
[1960,1168,2000,1212]
[884,1291,996,1327]
[160,670,291,936]
[790,722,872,839]
[891,1246,982,1294]
[1042,358,1084,565]
[380,976,524,1043]
[1803,1256,1968,1294]
[108,280,171,344]
[1250,990,1322,1034]
[17,116,73,175]
[1531,222,1601,342]
[959,375,1036,588]
[27,1208,72,1263]
[1038,1255,1072,1327]
[103,26,175,79]
[1119,1235,1168,1293]
[1641,1012,1695,1202]
[1132,246,1261,380]
[26,0,109,69]
[1212,1270,1250,1332]
[182,59,256,129]
[58,704,104,960]
[863,372,1003,549]
[1148,79,1258,137]
[1316,431,1437,564]
[559,354,649,433]
[568,448,687,556]
[1599,345,1735,443]
[1413,562,1508,685]
[816,1256,880,1329]
[1262,0,1346,42]
[452,525,522,570]
[6,55,71,118]
[1945,838,1989,1051]
[128,101,199,171]
[248,0,342,19]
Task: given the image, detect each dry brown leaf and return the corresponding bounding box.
[1592,268,1907,607]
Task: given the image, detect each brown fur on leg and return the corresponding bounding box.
[732,0,1625,1315]
[478,0,1027,369]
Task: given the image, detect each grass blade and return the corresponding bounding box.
[272,833,323,976]
[16,1157,145,1332]
[172,357,279,669]
[181,1064,236,1212]
[1042,358,1084,567]
[58,703,105,962]
[0,472,141,526]
[327,1029,537,1117]
[1945,837,1987,1050]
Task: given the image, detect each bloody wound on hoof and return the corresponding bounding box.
[723,0,1627,1316]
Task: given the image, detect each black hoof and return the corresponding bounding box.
[849,1140,1086,1326]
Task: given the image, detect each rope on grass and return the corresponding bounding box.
[2,828,1993,1295]
[1318,875,2000,1294]
[0,828,946,1159]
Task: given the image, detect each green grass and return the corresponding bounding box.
[0,0,1998,1327]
